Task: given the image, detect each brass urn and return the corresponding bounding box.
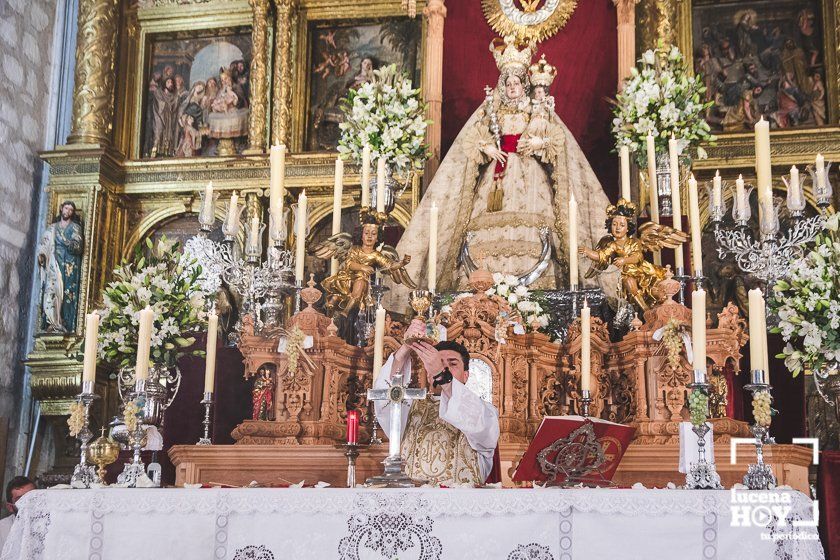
[87,428,120,485]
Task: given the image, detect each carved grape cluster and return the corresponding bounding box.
[687,389,709,427]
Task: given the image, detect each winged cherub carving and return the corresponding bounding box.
[579,199,689,310]
[310,213,416,316]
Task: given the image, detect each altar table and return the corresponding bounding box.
[1,488,824,560]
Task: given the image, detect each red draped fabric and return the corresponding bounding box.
[495,133,522,176]
[441,0,619,197]
[819,451,840,560]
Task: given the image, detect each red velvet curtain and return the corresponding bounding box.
[441,0,619,196]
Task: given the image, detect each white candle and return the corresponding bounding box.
[226,191,240,233]
[372,305,386,380]
[580,300,591,393]
[735,175,745,217]
[688,174,703,276]
[816,153,825,192]
[713,171,722,208]
[135,307,154,382]
[568,193,578,288]
[669,137,684,268]
[646,133,659,223]
[754,117,772,205]
[361,145,371,208]
[82,312,99,385]
[331,157,344,276]
[620,145,631,201]
[200,181,214,222]
[691,289,706,375]
[295,191,307,283]
[249,216,260,246]
[376,158,386,213]
[204,311,218,394]
[748,289,766,373]
[269,144,286,215]
[428,202,438,292]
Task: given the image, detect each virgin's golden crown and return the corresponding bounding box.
[491,35,535,73]
[528,54,557,87]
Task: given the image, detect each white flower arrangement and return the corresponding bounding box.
[485,273,549,332]
[771,213,840,377]
[612,44,715,165]
[97,236,210,369]
[337,64,429,173]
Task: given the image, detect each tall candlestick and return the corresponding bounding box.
[269,144,286,215]
[204,311,218,394]
[428,202,438,292]
[713,171,722,208]
[295,191,307,283]
[620,145,631,201]
[361,145,371,208]
[735,175,745,218]
[754,117,772,205]
[580,300,590,392]
[225,191,240,233]
[691,289,706,375]
[568,193,579,287]
[135,307,154,381]
[249,216,260,245]
[748,289,767,373]
[669,137,684,267]
[646,133,659,223]
[688,174,703,275]
[372,305,386,380]
[82,312,100,384]
[376,158,386,213]
[331,157,344,276]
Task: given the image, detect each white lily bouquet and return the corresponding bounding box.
[772,213,840,377]
[612,44,715,164]
[97,236,210,369]
[485,273,549,332]
[337,64,429,173]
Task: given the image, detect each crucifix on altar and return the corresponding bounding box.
[365,371,427,487]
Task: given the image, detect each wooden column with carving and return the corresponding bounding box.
[422,0,446,184]
[247,0,272,153]
[271,0,299,147]
[67,0,120,146]
[613,0,638,88]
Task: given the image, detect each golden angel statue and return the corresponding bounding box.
[311,215,416,317]
[579,199,689,310]
[385,36,615,312]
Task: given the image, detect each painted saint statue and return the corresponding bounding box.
[387,36,614,311]
[37,201,84,333]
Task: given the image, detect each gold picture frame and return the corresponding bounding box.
[676,0,840,169]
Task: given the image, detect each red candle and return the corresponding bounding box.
[346,409,359,445]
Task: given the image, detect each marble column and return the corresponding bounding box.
[271,0,299,147]
[247,0,272,153]
[422,0,446,184]
[67,0,120,146]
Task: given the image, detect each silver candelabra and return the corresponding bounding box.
[197,392,214,445]
[743,370,777,490]
[70,380,99,488]
[711,167,830,295]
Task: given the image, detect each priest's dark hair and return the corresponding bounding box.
[434,340,470,371]
[6,476,34,502]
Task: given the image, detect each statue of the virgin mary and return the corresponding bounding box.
[387,36,614,310]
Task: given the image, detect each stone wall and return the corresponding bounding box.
[0,0,59,471]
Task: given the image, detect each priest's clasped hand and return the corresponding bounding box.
[391,319,471,396]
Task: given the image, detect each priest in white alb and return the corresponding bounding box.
[373,319,500,486]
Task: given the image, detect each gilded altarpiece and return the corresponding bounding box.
[28,0,425,482]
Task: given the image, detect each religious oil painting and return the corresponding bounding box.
[692,0,828,133]
[140,27,252,159]
[305,17,422,152]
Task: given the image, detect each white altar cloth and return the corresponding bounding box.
[1,487,823,560]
